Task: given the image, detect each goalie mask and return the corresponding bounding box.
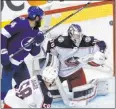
[68,24,83,47]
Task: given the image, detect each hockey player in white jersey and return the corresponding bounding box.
[46,24,108,102]
[3,55,59,108]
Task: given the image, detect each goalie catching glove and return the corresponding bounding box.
[88,51,107,67]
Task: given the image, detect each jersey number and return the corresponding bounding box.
[42,103,51,108]
[16,81,32,99]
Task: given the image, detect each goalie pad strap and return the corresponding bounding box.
[74,88,93,98]
[50,90,60,96]
[48,85,61,99]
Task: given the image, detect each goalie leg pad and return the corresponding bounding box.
[72,79,97,102]
[72,79,108,102]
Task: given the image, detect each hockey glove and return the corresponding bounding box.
[30,31,44,56]
[1,49,11,66]
[1,49,13,72]
[96,41,106,53]
[88,51,107,67]
[3,63,14,73]
[34,31,44,45]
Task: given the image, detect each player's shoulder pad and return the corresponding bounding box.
[82,35,94,43]
[47,35,64,48]
[9,17,27,28]
[80,35,95,47]
[56,35,65,43]
[54,35,73,48]
[47,35,72,50]
[12,17,26,23]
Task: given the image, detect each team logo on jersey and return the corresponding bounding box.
[42,103,51,108]
[10,21,17,28]
[21,37,34,51]
[85,36,91,42]
[65,57,80,67]
[58,36,64,43]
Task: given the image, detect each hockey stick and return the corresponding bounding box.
[10,2,90,58]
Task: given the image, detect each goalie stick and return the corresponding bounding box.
[10,2,91,58]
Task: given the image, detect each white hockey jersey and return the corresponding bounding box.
[4,75,52,108]
[47,35,106,77]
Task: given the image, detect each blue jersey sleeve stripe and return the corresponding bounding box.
[2,28,11,38]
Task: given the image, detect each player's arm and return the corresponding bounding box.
[84,35,107,53]
[89,36,107,66]
[80,36,107,66]
[1,18,21,49]
[44,38,59,70]
[92,38,106,53]
[46,38,59,55]
[40,38,59,82]
[30,31,44,56]
[81,35,106,53]
[1,18,21,70]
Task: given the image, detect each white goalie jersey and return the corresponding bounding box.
[3,75,52,108]
[46,35,107,77]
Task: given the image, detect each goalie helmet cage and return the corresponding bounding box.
[42,1,115,76]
